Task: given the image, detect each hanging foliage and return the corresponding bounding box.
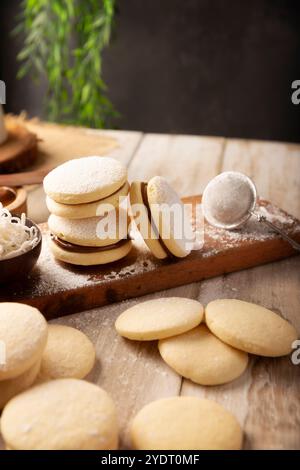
[15,0,118,128]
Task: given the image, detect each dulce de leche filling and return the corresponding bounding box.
[51,234,129,253]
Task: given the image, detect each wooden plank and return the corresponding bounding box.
[223,139,300,219]
[3,198,298,319]
[129,133,225,195]
[53,285,199,449]
[181,138,300,449]
[2,132,299,450]
[181,256,300,449]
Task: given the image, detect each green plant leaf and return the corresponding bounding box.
[14,0,118,128]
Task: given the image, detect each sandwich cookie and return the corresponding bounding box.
[49,237,132,266]
[37,324,96,382]
[0,303,48,381]
[44,156,127,204]
[48,209,129,247]
[115,297,203,341]
[158,324,248,386]
[1,379,119,450]
[130,396,243,450]
[48,208,132,266]
[129,176,194,259]
[46,181,130,219]
[205,299,298,357]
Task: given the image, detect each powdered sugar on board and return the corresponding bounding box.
[199,199,300,258]
[3,226,157,298]
[0,198,299,303]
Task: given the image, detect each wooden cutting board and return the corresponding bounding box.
[1,196,300,319]
[0,116,38,172]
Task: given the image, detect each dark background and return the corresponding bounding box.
[1,0,300,141]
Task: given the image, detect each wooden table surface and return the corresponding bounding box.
[5,122,300,450]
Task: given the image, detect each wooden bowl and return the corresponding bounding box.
[0,117,38,172]
[0,186,27,215]
[0,218,42,284]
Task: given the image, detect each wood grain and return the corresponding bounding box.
[181,137,300,449]
[0,117,38,172]
[181,257,300,449]
[53,285,198,448]
[0,131,299,450]
[223,139,300,219]
[2,198,298,320]
[129,133,224,196]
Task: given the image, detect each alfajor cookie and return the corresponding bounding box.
[115,297,203,341]
[205,299,298,357]
[37,324,95,382]
[0,360,41,409]
[46,181,130,219]
[130,396,243,450]
[158,324,248,386]
[43,156,127,204]
[48,209,129,247]
[129,176,194,259]
[48,207,132,266]
[1,378,118,450]
[0,303,48,381]
[49,238,132,266]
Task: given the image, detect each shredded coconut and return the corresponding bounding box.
[0,204,39,260]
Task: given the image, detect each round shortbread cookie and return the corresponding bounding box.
[115,297,203,341]
[1,379,118,450]
[130,396,243,450]
[129,181,168,259]
[0,360,41,410]
[205,299,298,357]
[37,324,95,382]
[48,208,129,247]
[43,156,127,204]
[46,181,130,219]
[158,324,248,385]
[147,176,194,258]
[0,303,48,381]
[49,238,132,266]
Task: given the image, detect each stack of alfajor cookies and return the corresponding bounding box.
[44,156,132,266]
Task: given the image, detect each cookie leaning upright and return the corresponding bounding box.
[129,176,194,259]
[0,303,47,381]
[44,156,132,266]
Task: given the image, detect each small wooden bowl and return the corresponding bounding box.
[0,218,42,284]
[0,186,27,215]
